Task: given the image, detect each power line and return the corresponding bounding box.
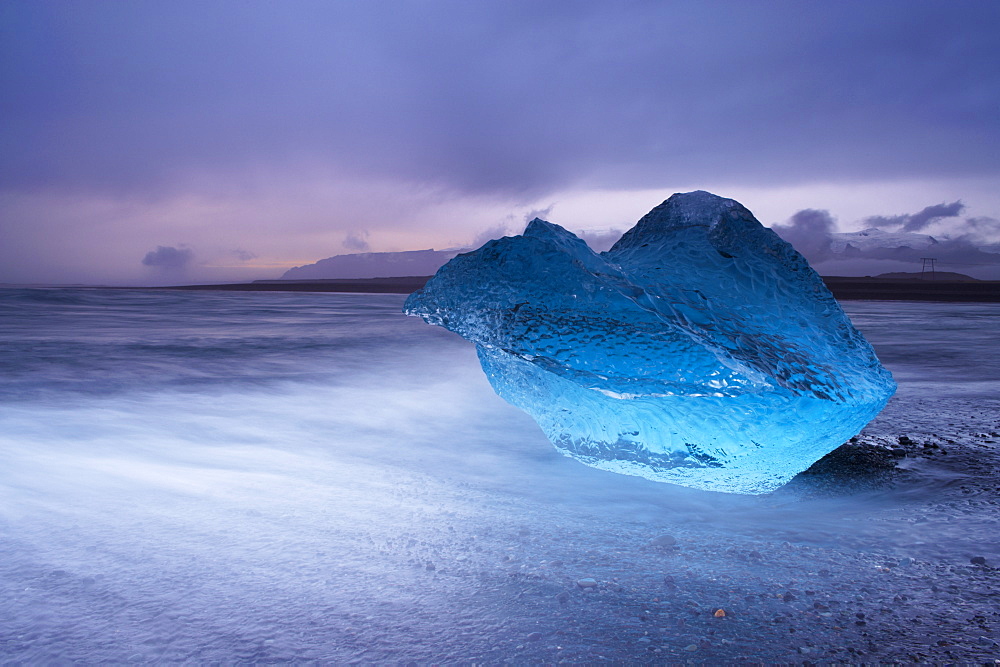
[920,257,937,280]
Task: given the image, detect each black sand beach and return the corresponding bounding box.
[160,276,1000,302]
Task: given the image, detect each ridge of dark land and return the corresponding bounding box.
[157,275,1000,302]
[161,276,431,294]
[822,276,1000,302]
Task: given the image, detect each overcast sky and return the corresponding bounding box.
[2,0,999,284]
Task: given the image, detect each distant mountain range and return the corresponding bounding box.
[281,249,464,280]
[282,226,1000,280]
[801,226,1000,280]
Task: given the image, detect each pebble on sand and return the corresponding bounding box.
[714,609,726,617]
[577,578,598,589]
[650,535,677,547]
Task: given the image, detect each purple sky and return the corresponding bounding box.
[2,1,999,284]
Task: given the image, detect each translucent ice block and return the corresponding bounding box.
[404,191,896,494]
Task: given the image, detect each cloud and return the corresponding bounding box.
[3,3,1000,285]
[575,229,623,253]
[343,230,371,252]
[770,209,838,261]
[462,205,558,250]
[2,2,998,201]
[524,204,556,224]
[863,201,965,232]
[470,223,511,248]
[141,245,193,270]
[858,202,1000,245]
[771,203,1000,277]
[231,248,257,261]
[956,216,1000,244]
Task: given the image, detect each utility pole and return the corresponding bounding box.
[920,257,937,280]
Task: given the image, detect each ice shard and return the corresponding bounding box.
[404,191,896,494]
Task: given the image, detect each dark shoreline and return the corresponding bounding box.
[821,276,1000,302]
[160,276,433,294]
[153,275,1000,302]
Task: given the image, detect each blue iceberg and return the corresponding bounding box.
[404,191,896,494]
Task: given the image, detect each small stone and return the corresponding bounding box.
[898,557,915,567]
[783,593,796,602]
[684,644,698,652]
[527,632,542,641]
[714,609,726,618]
[970,556,987,565]
[650,535,677,547]
[556,592,569,604]
[425,562,436,571]
[577,578,598,589]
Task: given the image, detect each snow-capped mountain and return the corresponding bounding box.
[828,228,939,253]
[809,226,1000,280]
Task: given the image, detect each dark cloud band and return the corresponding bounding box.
[2,1,999,199]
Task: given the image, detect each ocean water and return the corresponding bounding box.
[1,288,998,663]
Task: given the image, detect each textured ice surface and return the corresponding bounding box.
[404,191,896,494]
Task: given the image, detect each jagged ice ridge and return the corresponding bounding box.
[404,191,896,494]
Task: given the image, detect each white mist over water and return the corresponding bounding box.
[1,289,998,662]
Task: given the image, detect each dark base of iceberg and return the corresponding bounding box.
[406,191,896,494]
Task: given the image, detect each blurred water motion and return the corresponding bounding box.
[1,289,998,663]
